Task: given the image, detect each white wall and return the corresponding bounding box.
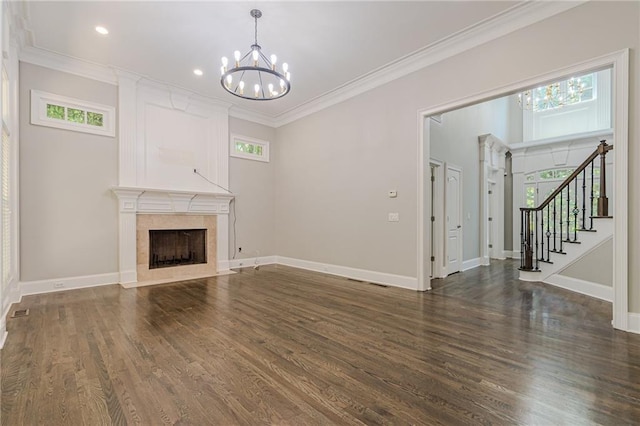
[229,117,277,259]
[559,237,613,287]
[19,62,118,281]
[273,1,639,308]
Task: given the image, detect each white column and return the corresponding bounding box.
[115,71,141,186]
[113,189,143,284]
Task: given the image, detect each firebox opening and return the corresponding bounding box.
[149,229,207,269]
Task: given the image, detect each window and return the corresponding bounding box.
[31,90,115,137]
[529,73,595,112]
[230,134,270,162]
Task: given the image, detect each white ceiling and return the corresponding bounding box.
[23,1,523,119]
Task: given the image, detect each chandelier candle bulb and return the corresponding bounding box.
[220,9,291,101]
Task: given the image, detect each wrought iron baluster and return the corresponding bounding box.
[565,186,571,242]
[559,190,563,252]
[573,177,578,241]
[581,169,586,230]
[590,159,594,230]
[552,197,557,252]
[520,210,524,269]
[546,205,550,261]
[534,210,539,270]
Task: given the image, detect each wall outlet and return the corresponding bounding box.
[54,282,64,289]
[388,190,397,198]
[388,212,399,222]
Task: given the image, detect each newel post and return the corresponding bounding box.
[597,140,613,217]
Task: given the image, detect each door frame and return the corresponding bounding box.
[429,159,445,279]
[417,49,629,331]
[444,163,463,275]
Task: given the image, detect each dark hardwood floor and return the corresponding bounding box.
[2,260,639,425]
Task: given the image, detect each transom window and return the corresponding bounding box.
[30,90,115,137]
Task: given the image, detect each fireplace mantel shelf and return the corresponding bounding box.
[112,186,234,215]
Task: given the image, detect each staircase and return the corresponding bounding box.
[519,140,613,283]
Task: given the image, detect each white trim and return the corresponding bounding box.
[462,257,482,272]
[30,89,115,137]
[230,133,270,162]
[229,256,277,270]
[20,272,119,296]
[611,50,629,331]
[0,331,7,349]
[20,46,119,85]
[628,313,640,334]
[276,256,418,290]
[544,274,613,302]
[229,107,277,128]
[17,3,582,129]
[417,49,629,330]
[504,250,519,259]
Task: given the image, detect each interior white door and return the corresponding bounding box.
[446,166,462,274]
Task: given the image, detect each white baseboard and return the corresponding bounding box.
[20,272,119,296]
[462,257,482,271]
[503,250,521,259]
[275,256,418,290]
[627,313,640,334]
[544,274,613,302]
[229,256,277,270]
[217,259,231,272]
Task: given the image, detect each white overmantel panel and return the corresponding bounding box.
[116,76,231,193]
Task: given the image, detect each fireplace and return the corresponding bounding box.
[149,229,207,269]
[135,214,217,285]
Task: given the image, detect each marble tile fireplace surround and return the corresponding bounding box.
[113,188,233,288]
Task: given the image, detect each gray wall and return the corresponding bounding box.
[273,1,640,309]
[559,238,613,287]
[19,62,118,281]
[229,117,277,259]
[429,97,516,261]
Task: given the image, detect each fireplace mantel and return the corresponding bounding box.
[112,186,234,214]
[112,187,234,286]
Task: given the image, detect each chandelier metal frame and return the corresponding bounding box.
[220,9,291,101]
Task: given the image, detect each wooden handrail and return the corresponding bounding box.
[520,140,613,213]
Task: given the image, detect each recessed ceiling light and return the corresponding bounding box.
[193,69,203,76]
[95,26,109,35]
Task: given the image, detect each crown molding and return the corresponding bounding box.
[15,1,585,129]
[19,45,119,85]
[229,106,278,128]
[272,0,586,128]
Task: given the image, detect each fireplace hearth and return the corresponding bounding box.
[149,229,207,269]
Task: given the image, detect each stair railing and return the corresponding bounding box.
[520,140,613,271]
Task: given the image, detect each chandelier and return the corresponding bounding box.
[518,76,586,111]
[220,9,290,101]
